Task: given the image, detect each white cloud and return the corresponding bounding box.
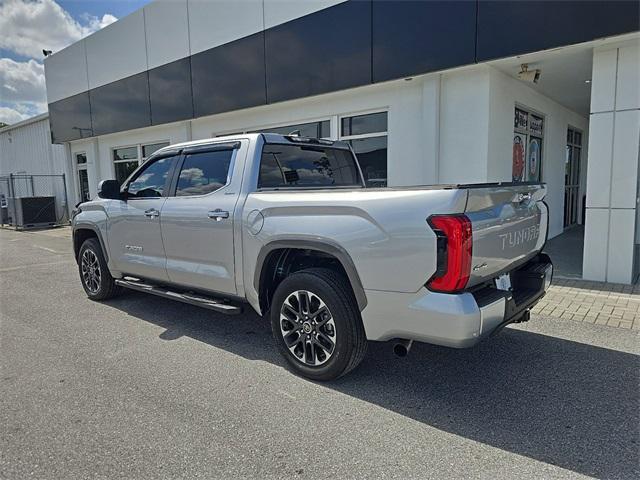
[0,58,46,104]
[0,106,30,125]
[0,58,48,124]
[0,0,117,59]
[0,0,116,125]
[81,12,118,33]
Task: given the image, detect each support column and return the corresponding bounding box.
[583,41,640,284]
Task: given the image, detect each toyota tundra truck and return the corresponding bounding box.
[72,133,552,380]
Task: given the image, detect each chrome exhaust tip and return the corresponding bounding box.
[393,339,413,357]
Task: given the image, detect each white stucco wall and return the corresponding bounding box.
[486,66,589,239]
[583,39,639,284]
[65,61,589,244]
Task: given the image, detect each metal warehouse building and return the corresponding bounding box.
[4,0,640,284]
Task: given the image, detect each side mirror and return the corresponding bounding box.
[97,179,122,200]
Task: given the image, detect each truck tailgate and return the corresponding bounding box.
[463,183,548,287]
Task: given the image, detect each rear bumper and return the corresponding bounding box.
[360,253,553,347]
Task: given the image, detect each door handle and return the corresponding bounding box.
[208,209,229,221]
[144,208,160,218]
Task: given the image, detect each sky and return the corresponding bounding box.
[0,0,151,125]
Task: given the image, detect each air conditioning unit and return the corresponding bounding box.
[7,196,57,229]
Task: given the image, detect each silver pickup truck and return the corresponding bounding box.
[72,133,552,380]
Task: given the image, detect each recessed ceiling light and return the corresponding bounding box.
[585,79,591,84]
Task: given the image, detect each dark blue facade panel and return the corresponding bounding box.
[149,57,194,125]
[372,0,477,83]
[265,0,372,103]
[191,32,266,118]
[49,92,93,143]
[477,0,640,62]
[48,0,640,142]
[90,71,151,136]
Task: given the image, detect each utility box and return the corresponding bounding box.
[7,196,57,229]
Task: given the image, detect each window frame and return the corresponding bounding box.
[112,140,170,182]
[512,104,545,183]
[168,143,240,198]
[338,109,389,187]
[213,116,333,139]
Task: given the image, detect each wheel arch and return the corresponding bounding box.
[73,224,108,264]
[254,239,367,314]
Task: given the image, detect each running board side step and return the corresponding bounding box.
[115,279,242,315]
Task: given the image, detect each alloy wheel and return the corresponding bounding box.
[279,290,337,366]
[81,249,101,294]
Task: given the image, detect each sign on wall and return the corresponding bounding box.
[514,108,528,130]
[512,107,544,182]
[512,134,526,182]
[528,136,541,182]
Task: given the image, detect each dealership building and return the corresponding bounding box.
[2,0,639,283]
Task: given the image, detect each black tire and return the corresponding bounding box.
[78,237,120,301]
[270,268,367,381]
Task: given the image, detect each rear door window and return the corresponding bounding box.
[258,144,361,188]
[175,149,234,196]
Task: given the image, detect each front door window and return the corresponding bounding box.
[126,156,177,198]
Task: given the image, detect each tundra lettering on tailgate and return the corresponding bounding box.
[499,224,540,250]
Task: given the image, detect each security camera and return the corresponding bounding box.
[518,64,541,84]
[43,49,53,57]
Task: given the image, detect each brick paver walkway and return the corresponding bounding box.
[532,278,640,329]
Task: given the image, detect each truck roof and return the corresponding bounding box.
[158,133,350,155]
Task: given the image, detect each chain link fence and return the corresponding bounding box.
[0,174,69,229]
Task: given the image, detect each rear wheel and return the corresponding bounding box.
[270,268,367,381]
[78,238,120,300]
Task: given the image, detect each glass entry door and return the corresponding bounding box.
[77,168,90,202]
[564,128,582,228]
[75,153,90,202]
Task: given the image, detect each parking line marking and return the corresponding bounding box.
[0,260,70,272]
[32,245,64,254]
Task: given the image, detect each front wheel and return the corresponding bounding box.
[270,268,367,381]
[78,237,120,301]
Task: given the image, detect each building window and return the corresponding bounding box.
[113,147,140,184]
[513,107,544,182]
[113,141,169,184]
[339,111,388,187]
[142,142,169,160]
[217,119,331,139]
[250,120,330,139]
[564,127,583,228]
[75,152,90,202]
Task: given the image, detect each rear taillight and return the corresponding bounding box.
[427,214,473,293]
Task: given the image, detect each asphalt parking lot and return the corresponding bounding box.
[1,227,639,479]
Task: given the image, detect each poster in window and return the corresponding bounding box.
[513,134,526,182]
[528,136,542,181]
[530,115,543,136]
[514,108,528,130]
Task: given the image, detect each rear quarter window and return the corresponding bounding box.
[258,144,361,188]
